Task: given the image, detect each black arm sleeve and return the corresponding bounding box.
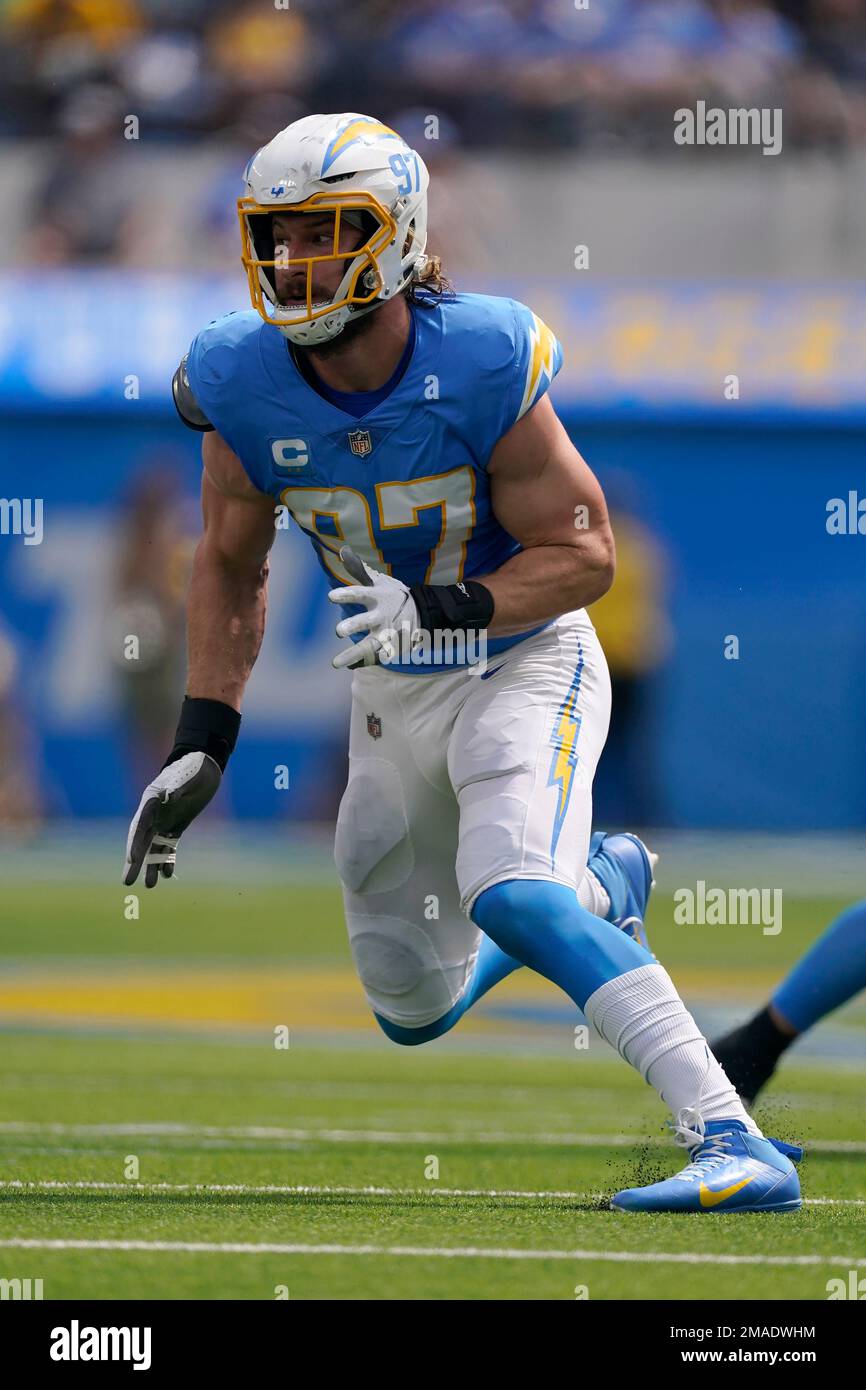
[172,356,214,432]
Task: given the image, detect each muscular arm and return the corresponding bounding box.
[186,431,278,710]
[480,395,615,637]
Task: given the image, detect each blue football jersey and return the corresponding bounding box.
[184,292,563,672]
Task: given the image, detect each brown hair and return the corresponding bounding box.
[405,253,456,305]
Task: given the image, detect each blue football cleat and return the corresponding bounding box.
[611,1114,803,1213]
[588,831,657,950]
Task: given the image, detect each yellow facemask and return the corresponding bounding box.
[237,190,398,328]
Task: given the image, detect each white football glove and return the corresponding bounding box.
[123,751,221,888]
[328,546,422,670]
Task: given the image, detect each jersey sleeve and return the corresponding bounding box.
[503,300,563,434]
[471,298,564,466]
[182,316,247,461]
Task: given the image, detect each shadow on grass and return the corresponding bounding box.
[0,1190,606,1214]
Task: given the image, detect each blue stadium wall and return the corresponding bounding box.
[0,273,864,827]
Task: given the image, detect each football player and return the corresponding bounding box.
[123,114,801,1212]
[714,897,866,1105]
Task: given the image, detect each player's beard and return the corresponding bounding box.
[291,304,381,363]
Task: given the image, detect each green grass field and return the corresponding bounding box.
[1,867,864,1300]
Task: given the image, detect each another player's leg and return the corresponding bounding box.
[713,896,866,1105]
[454,614,799,1213]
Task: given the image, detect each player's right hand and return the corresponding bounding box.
[123,751,222,888]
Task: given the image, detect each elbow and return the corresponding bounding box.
[580,527,616,606]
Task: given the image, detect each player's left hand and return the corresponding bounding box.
[123,752,221,888]
[328,547,421,669]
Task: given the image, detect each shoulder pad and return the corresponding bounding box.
[172,356,213,432]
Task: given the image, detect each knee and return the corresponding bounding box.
[374,1012,431,1046]
[474,878,580,937]
[347,913,471,1035]
[473,878,540,926]
[472,878,593,962]
[373,1001,463,1046]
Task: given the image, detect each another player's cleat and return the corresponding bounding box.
[588,831,657,950]
[610,1114,802,1213]
[711,1012,788,1107]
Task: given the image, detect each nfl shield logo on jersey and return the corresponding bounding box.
[348,429,373,457]
[366,712,382,740]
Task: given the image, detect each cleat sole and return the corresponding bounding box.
[609,1197,802,1214]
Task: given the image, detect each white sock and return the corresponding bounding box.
[578,866,611,920]
[584,963,762,1137]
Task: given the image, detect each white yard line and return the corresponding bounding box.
[0,1237,863,1266]
[0,1120,862,1153]
[0,1178,862,1207]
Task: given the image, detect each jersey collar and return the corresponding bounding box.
[258,303,443,433]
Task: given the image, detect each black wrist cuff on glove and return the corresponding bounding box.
[409,580,494,636]
[163,697,241,774]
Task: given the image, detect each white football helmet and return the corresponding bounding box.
[238,112,430,346]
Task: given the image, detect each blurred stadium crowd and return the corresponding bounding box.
[2,0,865,155]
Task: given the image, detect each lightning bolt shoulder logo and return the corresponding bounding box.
[547,645,585,865]
[517,313,559,422]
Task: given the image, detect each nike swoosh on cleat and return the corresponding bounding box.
[699,1175,757,1208]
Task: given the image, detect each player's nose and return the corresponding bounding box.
[275,264,307,296]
